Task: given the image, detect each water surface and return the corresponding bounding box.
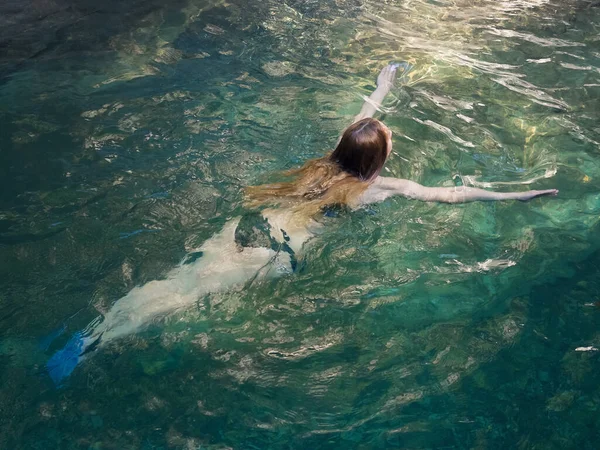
[1,0,600,448]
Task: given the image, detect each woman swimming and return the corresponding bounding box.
[47,63,558,384]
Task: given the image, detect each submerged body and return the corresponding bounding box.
[47,207,317,384]
[100,206,316,345]
[47,63,557,385]
[47,210,303,384]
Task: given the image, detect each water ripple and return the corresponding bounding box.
[1,0,600,448]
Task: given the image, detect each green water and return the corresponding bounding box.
[1,0,600,448]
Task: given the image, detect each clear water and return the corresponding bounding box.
[1,0,600,448]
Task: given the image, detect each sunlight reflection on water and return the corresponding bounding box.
[1,0,600,448]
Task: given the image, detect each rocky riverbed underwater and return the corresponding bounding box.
[1,0,600,448]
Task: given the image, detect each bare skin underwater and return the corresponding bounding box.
[47,63,557,385]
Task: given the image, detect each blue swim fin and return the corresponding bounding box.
[47,332,85,386]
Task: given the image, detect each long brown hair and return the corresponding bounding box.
[245,118,389,216]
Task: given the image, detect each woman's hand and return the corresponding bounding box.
[376,63,398,92]
[517,189,559,201]
[353,63,401,123]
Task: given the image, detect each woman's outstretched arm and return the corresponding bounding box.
[365,177,558,204]
[353,64,398,123]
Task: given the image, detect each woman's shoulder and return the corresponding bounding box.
[359,177,394,204]
[360,177,413,205]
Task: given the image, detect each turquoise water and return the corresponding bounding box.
[1,0,600,447]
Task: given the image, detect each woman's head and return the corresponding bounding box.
[330,118,391,182]
[245,118,392,216]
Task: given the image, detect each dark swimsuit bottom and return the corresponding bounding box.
[234,212,298,272]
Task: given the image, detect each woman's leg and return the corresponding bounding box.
[47,219,291,384]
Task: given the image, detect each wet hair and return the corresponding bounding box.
[330,118,389,181]
[245,118,390,216]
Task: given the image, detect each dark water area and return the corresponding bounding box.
[2,0,600,448]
